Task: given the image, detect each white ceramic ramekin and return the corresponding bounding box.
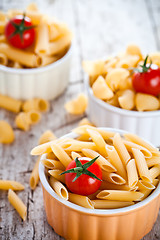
[39,128,160,240]
[0,45,72,100]
[85,75,160,146]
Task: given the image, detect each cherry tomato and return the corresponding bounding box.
[62,157,102,196]
[132,56,160,96]
[5,15,35,49]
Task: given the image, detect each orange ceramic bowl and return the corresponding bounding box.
[39,128,160,240]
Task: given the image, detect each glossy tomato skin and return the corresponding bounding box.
[65,157,102,196]
[5,16,35,49]
[132,67,160,96]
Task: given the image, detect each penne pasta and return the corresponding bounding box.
[137,180,156,191]
[0,94,22,113]
[0,52,8,65]
[35,22,49,54]
[113,133,131,165]
[92,200,134,209]
[0,180,24,191]
[29,157,40,190]
[97,190,144,201]
[69,192,94,209]
[146,157,160,168]
[132,148,152,182]
[41,159,65,170]
[22,98,49,113]
[149,165,160,180]
[51,144,72,167]
[49,177,68,200]
[71,151,82,160]
[99,181,130,191]
[78,117,94,127]
[49,32,72,55]
[61,140,97,152]
[48,169,65,184]
[126,159,138,188]
[102,171,126,185]
[8,189,27,221]
[82,148,117,172]
[140,179,159,200]
[39,130,56,145]
[123,140,152,158]
[0,121,14,144]
[31,139,57,155]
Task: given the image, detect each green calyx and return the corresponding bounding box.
[60,156,102,182]
[9,13,35,42]
[134,55,152,73]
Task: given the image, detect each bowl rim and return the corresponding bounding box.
[39,127,160,216]
[0,43,72,75]
[84,73,160,118]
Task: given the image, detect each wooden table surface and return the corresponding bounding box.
[0,0,160,239]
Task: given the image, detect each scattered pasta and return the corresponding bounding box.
[83,45,160,112]
[64,93,88,115]
[0,120,14,144]
[31,126,160,209]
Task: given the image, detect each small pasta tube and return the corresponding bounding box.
[126,159,138,188]
[41,159,65,170]
[29,157,40,190]
[0,53,8,65]
[146,157,160,168]
[102,171,126,185]
[137,180,156,191]
[140,179,159,200]
[82,148,117,172]
[49,32,72,55]
[8,189,27,221]
[100,181,130,191]
[27,111,41,125]
[39,55,58,67]
[0,43,41,67]
[92,200,134,209]
[48,169,65,184]
[64,93,88,115]
[149,165,160,180]
[22,98,49,112]
[35,22,49,54]
[105,68,129,91]
[31,139,57,155]
[61,140,97,152]
[97,190,144,201]
[0,180,24,191]
[0,121,14,144]
[92,76,113,100]
[123,140,152,158]
[0,94,22,113]
[113,133,131,165]
[105,145,127,180]
[49,177,68,200]
[39,130,56,145]
[78,117,94,127]
[15,112,30,131]
[71,151,82,160]
[51,144,72,167]
[132,148,152,182]
[69,192,94,209]
[86,128,108,157]
[118,89,135,110]
[135,93,159,111]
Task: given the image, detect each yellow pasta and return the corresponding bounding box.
[149,165,160,180]
[49,32,72,55]
[13,61,22,68]
[92,76,113,100]
[41,159,65,170]
[39,55,58,67]
[126,44,142,58]
[123,140,152,158]
[92,200,134,209]
[0,11,6,22]
[51,144,72,167]
[132,148,152,182]
[15,112,30,131]
[61,140,97,152]
[146,157,160,168]
[78,117,94,127]
[31,139,58,155]
[49,177,68,200]
[140,179,159,200]
[64,93,88,115]
[82,60,105,78]
[118,89,135,110]
[102,171,126,185]
[0,43,41,67]
[27,110,41,125]
[99,181,130,191]
[97,190,144,201]
[82,148,116,172]
[69,193,94,209]
[39,130,56,145]
[135,93,159,111]
[0,94,22,113]
[71,151,82,160]
[0,180,24,191]
[137,180,156,191]
[105,145,127,180]
[86,128,108,157]
[113,133,131,165]
[0,120,14,144]
[126,159,138,188]
[48,169,65,184]
[8,189,27,221]
[22,98,49,112]
[35,22,49,54]
[0,35,6,43]
[0,53,7,65]
[29,157,40,190]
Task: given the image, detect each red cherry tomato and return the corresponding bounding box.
[5,15,35,49]
[132,59,160,96]
[64,157,102,196]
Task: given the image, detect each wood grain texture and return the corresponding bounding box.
[0,0,160,239]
